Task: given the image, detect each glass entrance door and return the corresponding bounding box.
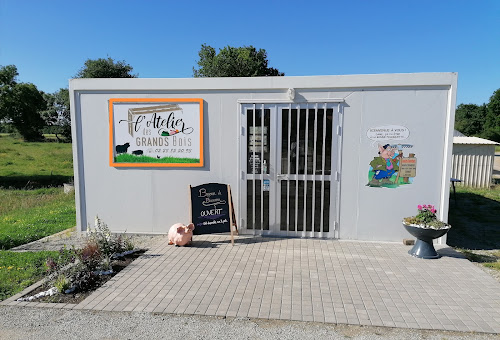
[240,103,341,238]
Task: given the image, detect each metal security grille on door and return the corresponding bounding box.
[240,102,342,238]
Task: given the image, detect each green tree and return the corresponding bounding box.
[41,88,71,141]
[0,65,46,141]
[482,89,500,142]
[454,103,487,136]
[455,88,500,143]
[0,65,18,88]
[193,44,284,77]
[75,57,137,78]
[0,65,19,121]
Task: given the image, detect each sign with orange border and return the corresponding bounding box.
[109,98,203,167]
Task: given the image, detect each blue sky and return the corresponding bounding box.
[1,0,498,105]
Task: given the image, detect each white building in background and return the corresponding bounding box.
[452,135,499,188]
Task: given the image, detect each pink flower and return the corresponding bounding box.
[431,208,437,214]
[417,205,422,210]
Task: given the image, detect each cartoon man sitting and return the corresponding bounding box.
[369,144,402,186]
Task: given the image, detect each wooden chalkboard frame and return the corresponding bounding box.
[189,183,238,245]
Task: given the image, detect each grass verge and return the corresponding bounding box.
[0,188,75,250]
[0,250,61,301]
[459,249,500,271]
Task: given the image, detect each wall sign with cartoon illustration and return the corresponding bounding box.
[109,98,203,167]
[366,125,417,188]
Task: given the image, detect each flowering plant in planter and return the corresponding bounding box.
[402,204,450,230]
[402,204,451,259]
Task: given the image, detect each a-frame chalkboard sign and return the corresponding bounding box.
[189,183,238,245]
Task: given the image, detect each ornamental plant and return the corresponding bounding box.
[40,216,137,296]
[403,204,450,229]
[415,204,437,224]
[87,216,113,256]
[76,240,102,272]
[54,274,71,293]
[87,216,133,257]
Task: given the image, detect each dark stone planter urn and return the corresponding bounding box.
[403,223,451,259]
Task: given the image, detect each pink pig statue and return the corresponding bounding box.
[168,223,195,246]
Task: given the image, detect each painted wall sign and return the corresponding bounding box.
[367,144,417,188]
[366,125,410,144]
[399,157,417,177]
[109,98,203,167]
[189,183,237,235]
[366,124,416,188]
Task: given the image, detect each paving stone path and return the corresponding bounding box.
[6,235,498,334]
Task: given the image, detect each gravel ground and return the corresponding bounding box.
[0,306,498,340]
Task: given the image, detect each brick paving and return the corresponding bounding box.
[4,235,500,333]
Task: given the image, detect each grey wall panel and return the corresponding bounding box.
[340,89,450,241]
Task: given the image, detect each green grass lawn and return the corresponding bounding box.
[0,136,76,300]
[0,250,64,301]
[0,136,76,250]
[0,134,73,188]
[0,187,75,250]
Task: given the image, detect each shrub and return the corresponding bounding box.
[42,216,136,295]
[54,274,70,293]
[68,264,97,292]
[76,240,102,272]
[87,216,134,256]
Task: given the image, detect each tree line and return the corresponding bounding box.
[0,57,138,142]
[2,44,498,143]
[455,90,500,142]
[0,45,282,142]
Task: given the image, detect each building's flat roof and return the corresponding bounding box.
[453,136,499,145]
[69,72,458,91]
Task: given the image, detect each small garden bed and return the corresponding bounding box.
[15,216,144,304]
[22,250,144,304]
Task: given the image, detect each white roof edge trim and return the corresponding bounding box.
[69,72,457,91]
[453,137,500,145]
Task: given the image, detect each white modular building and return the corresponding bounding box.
[70,72,457,243]
[452,136,499,188]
